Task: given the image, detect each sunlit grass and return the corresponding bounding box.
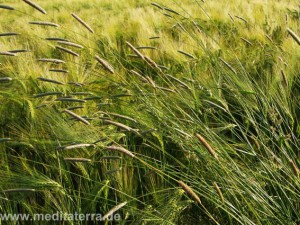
[0,0,299,224]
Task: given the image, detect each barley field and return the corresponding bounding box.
[0,0,299,224]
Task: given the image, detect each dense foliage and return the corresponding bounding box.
[0,0,299,224]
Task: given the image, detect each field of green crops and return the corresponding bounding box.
[0,0,299,224]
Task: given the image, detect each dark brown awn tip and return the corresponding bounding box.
[287,28,300,45]
[56,46,79,57]
[37,77,64,85]
[23,0,46,14]
[195,133,218,159]
[151,2,163,10]
[289,160,299,177]
[29,21,59,27]
[0,32,19,37]
[64,158,91,162]
[104,145,135,158]
[177,50,195,59]
[125,41,145,60]
[95,55,115,74]
[71,13,94,33]
[213,182,224,203]
[62,109,91,125]
[0,5,14,10]
[178,180,201,204]
[219,57,237,75]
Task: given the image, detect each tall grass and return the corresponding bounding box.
[0,0,299,224]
